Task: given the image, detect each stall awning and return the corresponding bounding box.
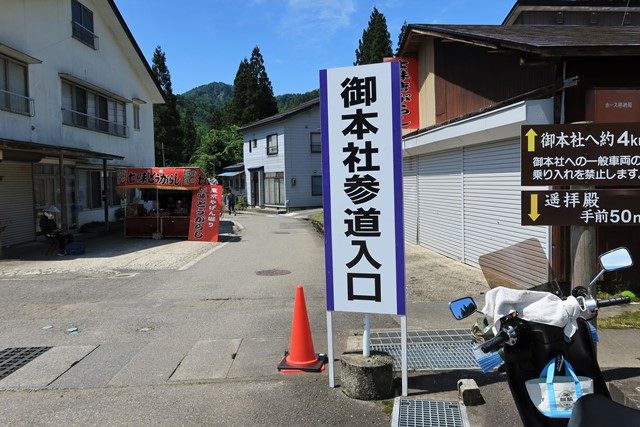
[116,167,209,190]
[217,171,243,177]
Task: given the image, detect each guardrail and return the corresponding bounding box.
[62,108,128,138]
[0,89,35,117]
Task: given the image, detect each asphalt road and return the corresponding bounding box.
[0,213,398,426]
[0,212,555,426]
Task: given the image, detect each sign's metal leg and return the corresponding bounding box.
[401,315,408,397]
[327,311,335,388]
[363,313,371,357]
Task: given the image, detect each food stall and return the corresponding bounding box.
[116,167,223,242]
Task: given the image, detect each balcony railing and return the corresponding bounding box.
[72,21,99,50]
[62,108,128,138]
[0,89,35,117]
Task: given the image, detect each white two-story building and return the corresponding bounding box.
[0,0,164,247]
[241,98,322,210]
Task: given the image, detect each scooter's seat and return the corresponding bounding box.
[568,393,640,427]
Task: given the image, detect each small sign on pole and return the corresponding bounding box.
[522,189,640,226]
[521,123,640,186]
[320,61,407,395]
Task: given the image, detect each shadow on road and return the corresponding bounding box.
[401,370,506,396]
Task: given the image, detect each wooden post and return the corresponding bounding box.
[570,185,598,340]
[570,224,596,289]
[570,185,597,290]
[103,159,109,233]
[59,154,66,230]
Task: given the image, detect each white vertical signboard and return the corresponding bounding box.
[320,62,407,395]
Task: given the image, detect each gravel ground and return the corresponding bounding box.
[0,238,219,277]
[404,243,489,303]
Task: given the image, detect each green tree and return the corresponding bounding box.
[151,46,183,166]
[354,7,393,65]
[251,46,278,119]
[396,21,408,55]
[190,125,243,176]
[180,109,198,164]
[230,58,253,125]
[230,46,278,125]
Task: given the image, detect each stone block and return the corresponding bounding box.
[340,351,394,400]
[457,378,485,406]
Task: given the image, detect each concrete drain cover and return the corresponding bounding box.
[392,399,468,427]
[256,269,291,276]
[0,347,51,380]
[370,329,479,371]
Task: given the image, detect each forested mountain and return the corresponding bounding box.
[181,82,234,107]
[276,89,319,112]
[176,82,233,127]
[176,82,318,127]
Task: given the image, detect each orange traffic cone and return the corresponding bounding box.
[278,285,327,373]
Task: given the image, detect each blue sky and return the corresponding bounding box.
[115,0,515,96]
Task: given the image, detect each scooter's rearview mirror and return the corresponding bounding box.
[599,247,633,272]
[449,297,477,320]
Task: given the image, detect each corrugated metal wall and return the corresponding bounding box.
[406,140,549,288]
[0,161,34,246]
[463,140,549,287]
[417,148,463,260]
[403,156,418,244]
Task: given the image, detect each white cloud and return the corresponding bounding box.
[281,0,356,43]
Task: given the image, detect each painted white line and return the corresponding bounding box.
[178,242,228,271]
[233,220,245,232]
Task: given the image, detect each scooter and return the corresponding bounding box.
[449,247,640,427]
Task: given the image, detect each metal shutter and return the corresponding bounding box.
[0,161,34,246]
[463,140,549,288]
[403,155,418,244]
[418,148,463,260]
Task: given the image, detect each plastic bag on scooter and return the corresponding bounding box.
[525,358,593,419]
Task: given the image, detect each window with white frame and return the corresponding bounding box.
[310,132,321,153]
[311,175,322,196]
[72,0,98,49]
[264,172,284,205]
[62,80,127,137]
[266,134,278,155]
[0,55,32,116]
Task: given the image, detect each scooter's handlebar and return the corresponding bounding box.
[480,332,509,353]
[597,296,632,308]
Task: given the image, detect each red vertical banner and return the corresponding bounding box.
[384,56,420,130]
[188,184,223,242]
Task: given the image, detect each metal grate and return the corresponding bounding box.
[393,399,466,427]
[0,347,51,380]
[369,329,478,371]
[370,329,472,345]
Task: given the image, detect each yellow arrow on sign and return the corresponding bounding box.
[528,193,540,222]
[526,128,538,152]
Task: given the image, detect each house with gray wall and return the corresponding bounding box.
[0,0,164,247]
[240,98,321,210]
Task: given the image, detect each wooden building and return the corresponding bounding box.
[398,0,640,288]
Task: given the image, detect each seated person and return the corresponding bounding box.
[39,210,73,256]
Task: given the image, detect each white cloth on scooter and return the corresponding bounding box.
[481,287,583,338]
